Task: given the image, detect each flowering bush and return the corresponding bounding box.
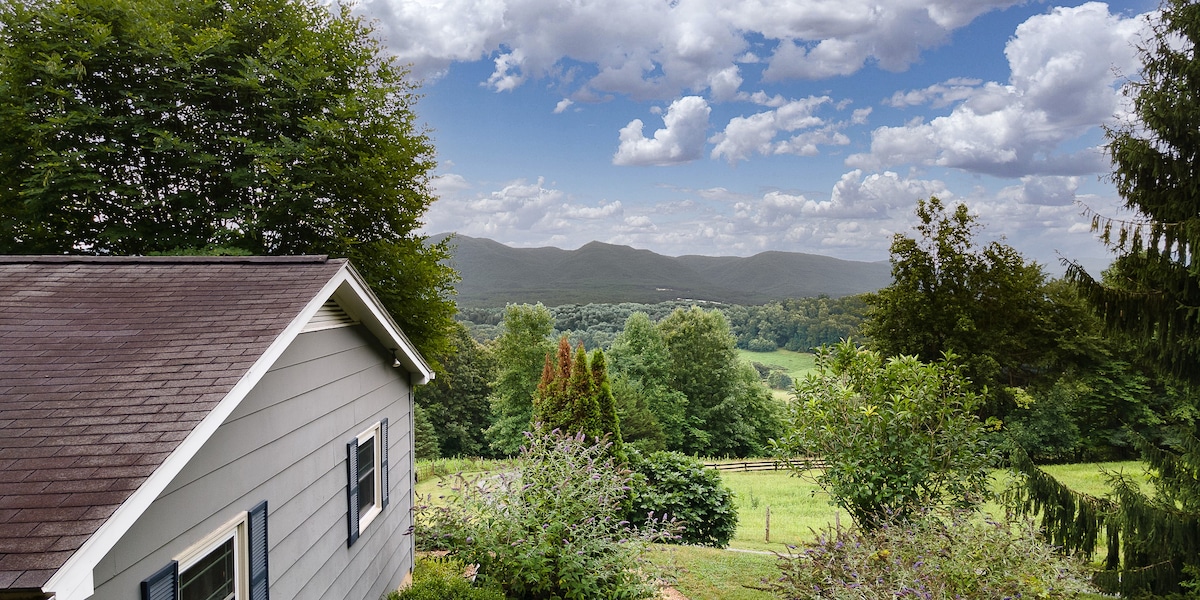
[415,429,676,600]
[767,512,1097,600]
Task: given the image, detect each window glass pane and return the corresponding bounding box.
[358,436,375,514]
[181,537,236,600]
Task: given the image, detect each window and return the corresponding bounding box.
[180,532,236,600]
[141,501,269,600]
[347,418,389,547]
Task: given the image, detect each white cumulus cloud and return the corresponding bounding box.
[848,3,1149,178]
[613,96,712,166]
[357,0,1024,98]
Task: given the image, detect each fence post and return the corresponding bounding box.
[765,505,771,543]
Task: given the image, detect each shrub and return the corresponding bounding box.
[767,513,1098,600]
[626,451,738,548]
[774,341,996,528]
[414,429,676,600]
[388,557,505,600]
[766,370,793,390]
[748,337,778,352]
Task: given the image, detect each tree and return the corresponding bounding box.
[863,197,1055,416]
[659,307,784,457]
[485,304,555,456]
[774,341,996,529]
[414,323,497,458]
[530,337,623,453]
[609,312,681,451]
[413,403,441,461]
[1070,0,1200,381]
[589,349,623,453]
[1028,1,1200,594]
[0,0,457,357]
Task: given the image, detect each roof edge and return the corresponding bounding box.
[0,255,331,264]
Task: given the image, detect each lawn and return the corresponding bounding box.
[645,545,777,600]
[413,458,1148,600]
[721,468,844,552]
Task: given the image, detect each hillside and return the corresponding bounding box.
[432,233,892,307]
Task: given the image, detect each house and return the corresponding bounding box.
[0,255,433,600]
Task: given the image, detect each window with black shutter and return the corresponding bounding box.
[347,419,389,547]
[141,501,269,600]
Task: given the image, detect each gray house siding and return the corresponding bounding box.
[90,324,415,599]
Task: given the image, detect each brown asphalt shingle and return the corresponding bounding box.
[0,255,345,592]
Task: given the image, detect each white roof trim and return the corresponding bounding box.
[43,260,433,600]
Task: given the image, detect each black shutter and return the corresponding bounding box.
[140,561,177,600]
[381,418,389,509]
[347,438,360,547]
[248,500,270,600]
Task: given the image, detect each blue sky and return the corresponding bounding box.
[357,0,1158,274]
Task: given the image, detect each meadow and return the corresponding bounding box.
[414,459,1147,600]
[736,348,818,378]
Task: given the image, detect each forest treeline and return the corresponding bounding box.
[456,295,867,352]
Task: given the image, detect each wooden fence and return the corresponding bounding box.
[702,458,826,472]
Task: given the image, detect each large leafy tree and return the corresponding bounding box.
[414,323,497,458]
[658,307,783,457]
[609,312,682,452]
[485,303,555,456]
[863,197,1054,416]
[0,0,457,356]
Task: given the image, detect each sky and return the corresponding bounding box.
[355,0,1160,274]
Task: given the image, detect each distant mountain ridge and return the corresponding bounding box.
[432,233,892,307]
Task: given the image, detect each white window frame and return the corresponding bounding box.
[175,512,249,600]
[356,422,384,533]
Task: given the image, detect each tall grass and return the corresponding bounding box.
[415,456,503,483]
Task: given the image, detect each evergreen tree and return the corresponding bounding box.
[590,349,623,453]
[413,403,441,461]
[567,344,602,440]
[1069,0,1200,379]
[532,336,574,430]
[1018,2,1200,594]
[530,337,621,448]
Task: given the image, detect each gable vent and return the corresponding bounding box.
[303,299,358,332]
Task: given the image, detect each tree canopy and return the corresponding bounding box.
[485,303,556,456]
[863,197,1054,416]
[0,0,457,356]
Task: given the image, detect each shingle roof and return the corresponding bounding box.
[0,256,347,591]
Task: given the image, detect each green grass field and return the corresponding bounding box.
[737,348,817,381]
[413,458,1148,600]
[646,545,776,600]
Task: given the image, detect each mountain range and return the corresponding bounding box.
[432,234,893,307]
